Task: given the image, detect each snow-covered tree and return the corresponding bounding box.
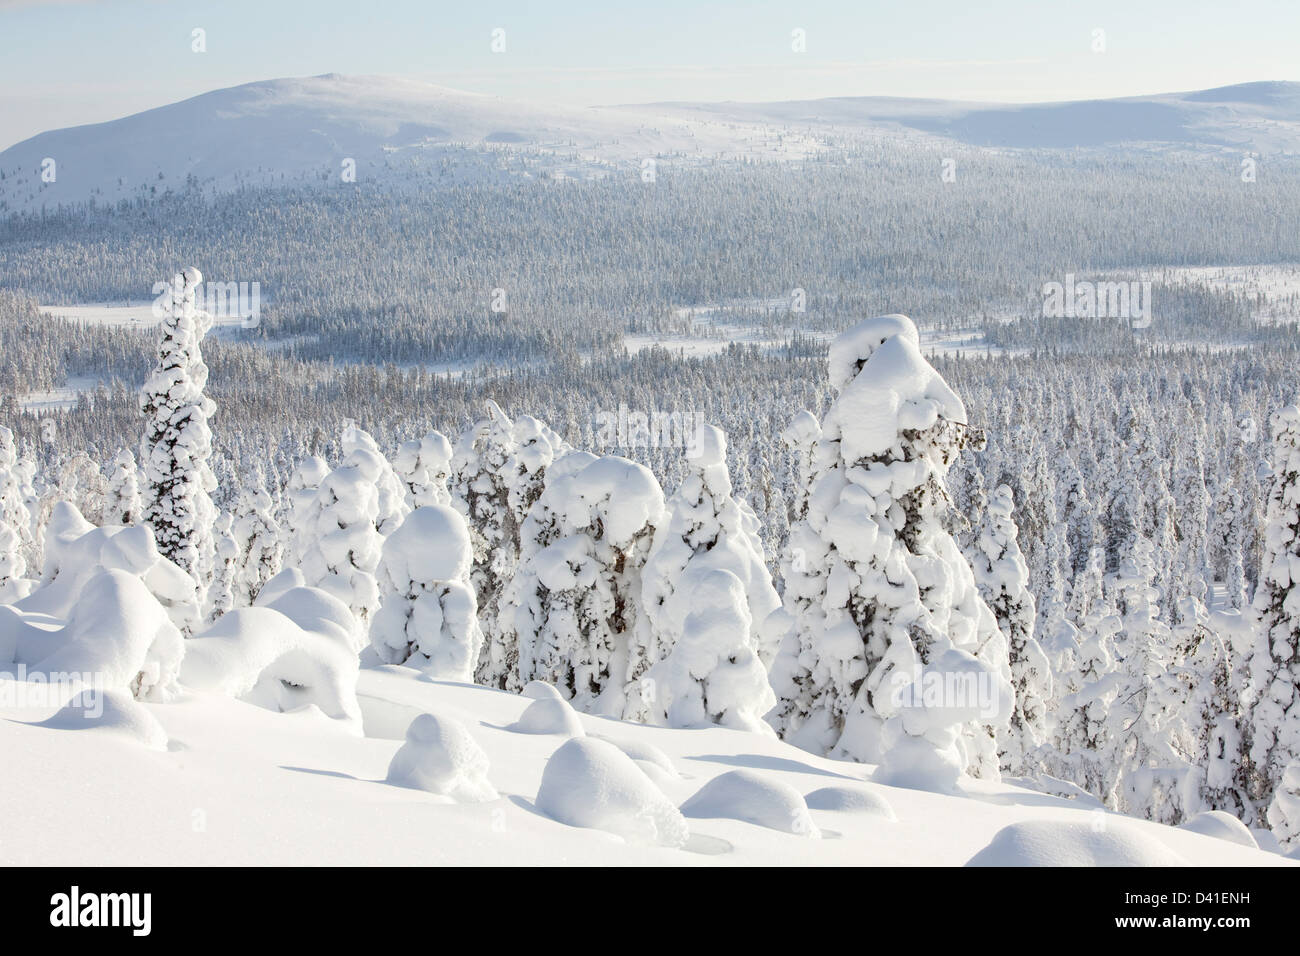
[453,404,567,690]
[282,455,330,569]
[393,429,453,508]
[207,510,238,621]
[639,424,782,695]
[371,504,482,680]
[300,427,402,645]
[769,314,1011,790]
[231,475,282,607]
[0,426,32,601]
[140,267,218,616]
[645,567,775,731]
[1249,403,1300,828]
[506,452,665,717]
[971,484,1051,774]
[103,449,142,527]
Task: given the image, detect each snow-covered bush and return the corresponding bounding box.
[769,314,1011,788]
[506,453,665,717]
[370,505,482,680]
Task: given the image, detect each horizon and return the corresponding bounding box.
[3,0,1299,151]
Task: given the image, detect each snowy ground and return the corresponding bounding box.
[0,665,1289,866]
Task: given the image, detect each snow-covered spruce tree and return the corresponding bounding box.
[1249,403,1300,829]
[453,404,568,690]
[639,424,783,700]
[769,315,1011,790]
[0,426,33,600]
[971,484,1051,774]
[452,401,519,683]
[1052,552,1121,800]
[281,455,330,569]
[103,449,142,526]
[1110,538,1187,822]
[140,267,217,621]
[208,510,238,622]
[371,504,482,680]
[1175,578,1254,823]
[231,475,282,607]
[645,567,776,731]
[393,429,453,509]
[300,426,405,646]
[506,453,665,717]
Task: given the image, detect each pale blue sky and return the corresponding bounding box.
[1,0,1297,149]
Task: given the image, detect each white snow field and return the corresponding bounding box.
[0,664,1291,866]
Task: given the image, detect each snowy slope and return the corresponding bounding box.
[4,76,1299,215]
[618,80,1300,152]
[0,73,821,214]
[0,665,1291,866]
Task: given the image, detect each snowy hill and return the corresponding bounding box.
[0,73,821,214]
[0,666,1290,866]
[624,81,1300,152]
[3,75,1299,215]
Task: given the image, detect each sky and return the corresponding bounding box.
[1,0,1298,150]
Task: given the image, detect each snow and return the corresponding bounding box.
[966,819,1188,867]
[32,689,169,752]
[679,769,821,837]
[508,696,586,737]
[804,784,897,819]
[1178,810,1260,848]
[536,737,691,848]
[385,711,498,802]
[0,664,1291,865]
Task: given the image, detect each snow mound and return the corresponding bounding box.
[257,568,306,606]
[966,820,1186,866]
[592,735,679,778]
[1178,811,1259,848]
[509,696,585,737]
[17,504,199,632]
[521,680,565,701]
[6,569,184,701]
[257,581,358,649]
[804,785,896,820]
[536,737,689,847]
[386,712,498,802]
[35,689,168,751]
[680,769,820,837]
[181,600,361,730]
